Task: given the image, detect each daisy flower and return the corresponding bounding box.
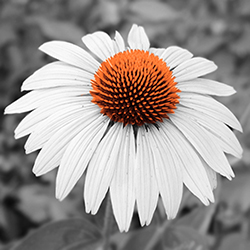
[5,24,242,232]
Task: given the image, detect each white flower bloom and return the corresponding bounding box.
[5,24,242,232]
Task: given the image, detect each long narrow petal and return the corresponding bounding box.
[173,57,217,82]
[25,103,96,154]
[22,62,93,91]
[149,48,165,57]
[82,31,115,61]
[127,24,150,51]
[177,78,236,96]
[147,125,183,219]
[179,92,242,132]
[110,125,136,232]
[160,46,193,69]
[135,126,159,226]
[160,120,214,204]
[202,160,217,190]
[169,112,235,179]
[84,123,124,215]
[177,106,242,158]
[39,41,100,73]
[56,116,110,200]
[113,31,125,53]
[5,86,86,114]
[32,111,104,176]
[15,100,86,139]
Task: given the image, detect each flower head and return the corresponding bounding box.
[5,24,242,232]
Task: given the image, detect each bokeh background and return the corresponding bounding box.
[0,0,250,249]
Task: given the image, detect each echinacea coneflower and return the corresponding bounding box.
[5,24,242,232]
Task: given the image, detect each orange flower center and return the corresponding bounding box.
[90,50,180,126]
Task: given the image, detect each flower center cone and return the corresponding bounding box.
[91,50,181,126]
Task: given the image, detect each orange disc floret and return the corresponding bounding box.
[90,49,180,126]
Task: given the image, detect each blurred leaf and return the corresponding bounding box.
[26,16,84,44]
[237,102,250,164]
[110,231,132,250]
[175,204,216,234]
[129,0,181,22]
[230,25,250,56]
[163,226,209,250]
[0,23,16,47]
[187,33,224,55]
[211,50,235,81]
[17,185,82,223]
[95,0,121,28]
[219,233,250,250]
[61,241,101,250]
[238,0,250,16]
[123,220,209,250]
[0,243,17,250]
[220,170,250,213]
[122,226,160,250]
[11,218,102,250]
[211,0,229,14]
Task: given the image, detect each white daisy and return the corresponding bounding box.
[5,24,242,232]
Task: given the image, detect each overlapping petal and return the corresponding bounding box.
[173,57,217,82]
[160,120,214,205]
[39,41,100,73]
[160,46,193,69]
[84,123,127,216]
[5,86,86,114]
[25,103,97,154]
[127,24,150,50]
[169,111,235,179]
[113,31,126,53]
[82,31,115,61]
[177,78,236,96]
[15,100,86,139]
[22,61,93,91]
[110,124,136,232]
[135,127,159,226]
[177,106,242,158]
[179,92,242,132]
[32,110,104,176]
[56,116,109,200]
[147,125,183,219]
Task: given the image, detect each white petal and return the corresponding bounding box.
[25,103,97,154]
[149,48,165,57]
[160,46,193,69]
[32,110,103,176]
[113,31,125,53]
[179,92,242,132]
[110,125,136,232]
[169,112,235,179]
[15,100,85,139]
[202,160,217,190]
[84,123,125,215]
[39,41,100,73]
[5,86,87,114]
[82,31,115,61]
[177,78,236,96]
[56,116,110,200]
[127,24,150,50]
[135,126,158,226]
[177,106,242,158]
[173,57,217,82]
[22,62,93,91]
[160,121,214,205]
[147,125,183,219]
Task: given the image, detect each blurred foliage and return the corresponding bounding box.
[0,0,250,249]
